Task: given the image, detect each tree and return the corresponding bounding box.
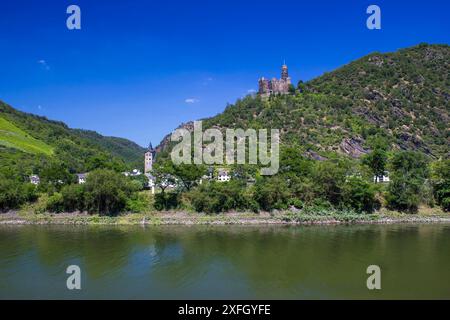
[0,178,37,211]
[430,159,450,211]
[152,162,177,193]
[189,180,253,213]
[154,161,205,191]
[39,161,74,191]
[279,147,312,177]
[61,184,85,212]
[83,169,136,215]
[254,176,291,211]
[311,160,348,205]
[386,151,429,213]
[342,176,378,212]
[363,148,388,182]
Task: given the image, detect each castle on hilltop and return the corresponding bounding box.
[258,63,292,97]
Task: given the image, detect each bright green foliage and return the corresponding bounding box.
[60,184,85,212]
[154,192,180,211]
[363,147,388,181]
[38,161,74,192]
[342,176,379,212]
[126,193,151,213]
[0,117,53,155]
[83,169,137,215]
[0,178,38,211]
[0,101,145,176]
[386,151,429,212]
[431,160,450,211]
[188,180,254,213]
[254,176,291,211]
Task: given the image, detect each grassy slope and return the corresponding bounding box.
[0,116,53,155]
[0,100,145,173]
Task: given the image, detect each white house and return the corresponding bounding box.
[30,175,40,185]
[217,169,231,182]
[76,173,88,184]
[130,169,142,176]
[374,171,390,183]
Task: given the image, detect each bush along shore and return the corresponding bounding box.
[2,151,450,223]
[1,207,449,226]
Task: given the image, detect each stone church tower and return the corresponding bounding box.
[144,142,156,173]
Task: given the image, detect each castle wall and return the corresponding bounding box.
[258,65,292,97]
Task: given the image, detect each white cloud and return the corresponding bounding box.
[37,59,50,70]
[185,98,199,104]
[202,77,213,86]
[247,89,257,94]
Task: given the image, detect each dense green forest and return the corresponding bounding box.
[0,100,146,179]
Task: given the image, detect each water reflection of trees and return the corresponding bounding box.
[1,224,449,298]
[146,224,450,298]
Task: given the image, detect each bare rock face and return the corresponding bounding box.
[363,87,385,101]
[396,132,435,157]
[156,121,195,153]
[339,137,370,158]
[304,150,328,161]
[353,106,385,126]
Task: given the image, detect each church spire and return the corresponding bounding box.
[281,63,288,80]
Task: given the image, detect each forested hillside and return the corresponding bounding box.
[0,100,145,178]
[158,44,449,160]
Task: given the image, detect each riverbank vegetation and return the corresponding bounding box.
[1,146,449,218]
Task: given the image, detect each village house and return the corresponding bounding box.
[217,169,231,182]
[29,175,40,185]
[123,169,142,177]
[374,172,390,183]
[76,173,88,184]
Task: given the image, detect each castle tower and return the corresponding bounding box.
[144,142,156,173]
[281,63,289,81]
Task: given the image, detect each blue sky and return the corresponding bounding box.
[0,0,448,147]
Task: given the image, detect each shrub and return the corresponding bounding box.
[386,151,429,213]
[154,192,180,211]
[254,176,291,211]
[0,179,37,211]
[61,184,85,212]
[46,192,64,213]
[311,160,348,205]
[83,169,136,215]
[126,192,151,213]
[342,176,379,213]
[188,181,249,213]
[431,160,450,211]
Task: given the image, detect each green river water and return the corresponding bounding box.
[0,224,449,299]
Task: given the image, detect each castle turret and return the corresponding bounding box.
[281,64,289,81]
